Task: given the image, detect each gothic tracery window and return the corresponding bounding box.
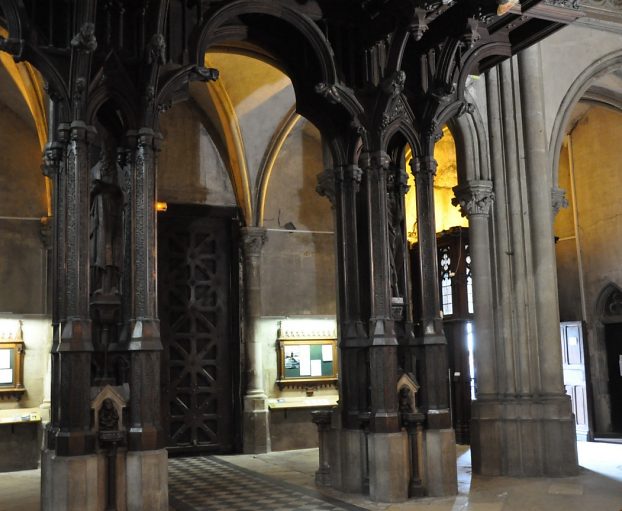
[440,247,453,316]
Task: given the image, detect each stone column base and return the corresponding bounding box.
[126,449,169,510]
[339,428,367,493]
[368,431,409,503]
[243,396,270,454]
[423,428,457,497]
[41,450,102,511]
[471,396,578,476]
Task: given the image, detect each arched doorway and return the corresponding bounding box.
[553,61,622,439]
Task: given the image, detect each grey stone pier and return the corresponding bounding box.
[470,46,578,477]
[241,226,270,454]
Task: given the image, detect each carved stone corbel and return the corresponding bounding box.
[71,23,98,52]
[316,168,336,207]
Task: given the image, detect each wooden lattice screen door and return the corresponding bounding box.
[158,204,241,454]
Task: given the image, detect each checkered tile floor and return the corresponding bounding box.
[168,456,366,511]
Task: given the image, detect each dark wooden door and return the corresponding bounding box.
[560,321,590,440]
[605,323,622,433]
[158,205,240,454]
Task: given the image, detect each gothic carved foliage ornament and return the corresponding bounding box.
[315,82,342,105]
[71,22,98,53]
[147,33,166,65]
[316,168,336,207]
[452,181,495,217]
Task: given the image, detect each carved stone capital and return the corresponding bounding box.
[69,121,97,143]
[137,128,163,151]
[452,180,495,217]
[316,168,336,206]
[241,227,267,259]
[410,156,437,176]
[344,165,363,184]
[41,141,64,178]
[360,151,390,171]
[551,187,569,217]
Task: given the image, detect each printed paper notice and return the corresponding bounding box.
[298,345,311,376]
[310,359,322,377]
[0,368,13,384]
[0,349,10,369]
[321,344,333,362]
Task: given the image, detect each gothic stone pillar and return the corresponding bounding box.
[474,53,577,477]
[517,44,577,475]
[452,181,501,474]
[241,226,270,454]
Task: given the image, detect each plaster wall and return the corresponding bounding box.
[539,24,622,146]
[260,117,336,317]
[554,140,582,321]
[0,82,51,422]
[206,52,295,194]
[158,100,236,207]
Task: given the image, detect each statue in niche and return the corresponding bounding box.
[99,398,119,432]
[399,386,413,414]
[90,141,123,297]
[387,169,405,299]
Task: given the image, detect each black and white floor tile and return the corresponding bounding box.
[168,456,367,511]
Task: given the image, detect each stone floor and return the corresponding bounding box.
[1,442,621,511]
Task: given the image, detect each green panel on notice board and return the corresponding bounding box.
[310,345,322,360]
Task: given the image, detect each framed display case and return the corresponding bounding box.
[277,339,338,389]
[0,339,25,401]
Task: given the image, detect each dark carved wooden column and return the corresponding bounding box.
[42,115,66,452]
[56,119,97,456]
[411,148,457,496]
[333,164,369,430]
[411,153,450,428]
[360,150,400,434]
[126,127,164,452]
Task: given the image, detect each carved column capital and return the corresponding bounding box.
[360,150,390,171]
[137,127,163,151]
[387,165,410,195]
[410,156,437,176]
[69,120,97,143]
[551,187,569,217]
[241,227,267,259]
[452,180,495,218]
[41,141,64,178]
[344,164,363,183]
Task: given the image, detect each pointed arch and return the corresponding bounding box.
[256,106,301,226]
[203,55,252,225]
[0,26,50,215]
